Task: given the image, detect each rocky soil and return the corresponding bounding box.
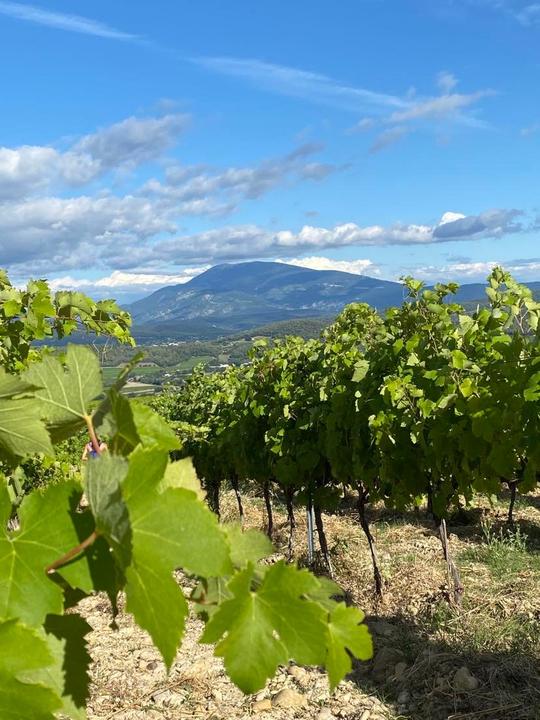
[82,490,540,720]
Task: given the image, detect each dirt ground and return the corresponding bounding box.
[82,490,540,720]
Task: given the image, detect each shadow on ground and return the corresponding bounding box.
[344,613,540,720]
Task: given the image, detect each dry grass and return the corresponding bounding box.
[82,488,540,720]
[221,487,540,719]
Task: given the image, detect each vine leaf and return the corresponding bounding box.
[92,351,145,430]
[0,478,83,627]
[98,391,180,456]
[130,402,180,451]
[325,604,373,690]
[23,346,102,441]
[0,374,53,461]
[160,458,205,499]
[39,614,92,720]
[201,561,329,693]
[0,370,38,399]
[223,524,273,567]
[0,619,61,720]
[86,454,131,568]
[120,447,232,668]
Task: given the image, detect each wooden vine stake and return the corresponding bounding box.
[439,519,463,606]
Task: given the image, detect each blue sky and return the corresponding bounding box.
[0,0,538,300]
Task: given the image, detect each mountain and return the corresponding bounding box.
[127,261,406,339]
[127,261,540,341]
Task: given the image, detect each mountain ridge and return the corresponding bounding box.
[128,261,540,341]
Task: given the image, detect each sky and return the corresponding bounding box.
[0,0,538,301]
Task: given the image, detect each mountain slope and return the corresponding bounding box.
[128,261,540,341]
[128,261,406,338]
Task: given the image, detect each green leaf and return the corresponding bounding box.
[97,390,140,455]
[121,447,231,668]
[2,298,21,317]
[40,614,92,720]
[92,352,144,429]
[451,350,468,369]
[131,402,180,451]
[325,604,373,690]
[160,458,205,500]
[0,369,37,400]
[192,577,232,619]
[524,371,540,402]
[0,368,52,463]
[222,524,273,567]
[0,393,53,463]
[0,619,61,719]
[201,561,328,693]
[23,346,102,441]
[352,359,369,382]
[0,478,83,626]
[201,565,287,693]
[86,454,131,567]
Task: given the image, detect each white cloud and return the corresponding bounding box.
[438,211,467,225]
[347,117,376,134]
[0,112,190,198]
[515,2,540,24]
[279,256,380,275]
[0,117,349,275]
[437,71,458,94]
[97,208,527,270]
[370,127,409,153]
[48,268,208,294]
[388,90,494,127]
[459,1,540,26]
[0,1,138,40]
[0,199,530,275]
[192,57,408,114]
[195,58,494,135]
[142,143,338,204]
[432,208,523,239]
[0,146,58,198]
[0,194,176,271]
[411,258,540,283]
[73,114,189,173]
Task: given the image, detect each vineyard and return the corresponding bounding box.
[154,268,540,602]
[0,267,539,720]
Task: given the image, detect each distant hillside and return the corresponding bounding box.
[128,261,540,341]
[128,261,405,340]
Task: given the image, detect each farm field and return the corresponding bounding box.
[83,489,540,720]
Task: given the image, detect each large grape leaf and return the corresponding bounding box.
[96,391,180,456]
[86,454,131,567]
[92,352,145,429]
[39,614,92,720]
[0,619,61,720]
[201,561,329,693]
[0,395,53,463]
[0,370,38,400]
[222,524,273,567]
[95,390,139,455]
[0,478,83,627]
[160,457,205,499]
[23,346,102,441]
[121,447,232,667]
[0,368,53,462]
[130,402,180,451]
[325,603,373,690]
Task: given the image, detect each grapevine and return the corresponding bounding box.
[163,268,540,603]
[0,275,373,717]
